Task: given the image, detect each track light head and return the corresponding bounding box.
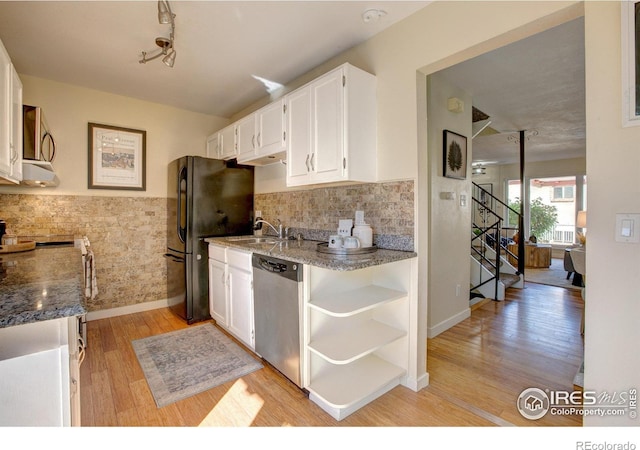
[157,1,172,24]
[162,49,176,68]
[140,1,177,67]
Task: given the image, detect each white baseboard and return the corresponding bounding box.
[402,372,430,392]
[85,295,183,321]
[427,308,471,338]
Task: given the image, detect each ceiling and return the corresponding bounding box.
[0,2,585,166]
[0,1,429,118]
[438,17,586,166]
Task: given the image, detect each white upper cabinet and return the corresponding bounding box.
[237,99,286,165]
[206,63,375,177]
[205,132,219,159]
[285,63,376,187]
[206,123,236,160]
[0,38,21,184]
[219,124,236,159]
[235,113,257,162]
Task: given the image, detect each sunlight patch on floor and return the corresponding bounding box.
[199,379,264,426]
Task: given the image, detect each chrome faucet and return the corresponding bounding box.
[254,217,283,239]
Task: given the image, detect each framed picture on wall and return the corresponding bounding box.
[88,123,146,190]
[443,129,467,179]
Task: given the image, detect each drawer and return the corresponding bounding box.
[208,244,226,262]
[227,248,251,270]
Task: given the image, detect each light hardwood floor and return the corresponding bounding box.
[80,281,584,427]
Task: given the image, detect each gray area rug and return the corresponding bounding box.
[525,257,582,291]
[132,323,262,408]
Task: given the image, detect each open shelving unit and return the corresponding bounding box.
[304,262,411,421]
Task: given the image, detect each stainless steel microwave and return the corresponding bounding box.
[23,105,56,162]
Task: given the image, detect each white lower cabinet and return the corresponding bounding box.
[208,244,254,350]
[304,260,411,421]
[0,316,84,426]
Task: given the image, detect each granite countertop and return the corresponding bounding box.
[0,246,87,328]
[205,236,417,271]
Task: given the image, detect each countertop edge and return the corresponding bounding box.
[205,237,417,271]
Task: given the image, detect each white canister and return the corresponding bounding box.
[352,224,373,247]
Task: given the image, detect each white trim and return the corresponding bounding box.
[622,1,640,127]
[85,295,183,321]
[426,308,470,338]
[402,371,430,392]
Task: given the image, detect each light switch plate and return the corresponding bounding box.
[615,213,640,243]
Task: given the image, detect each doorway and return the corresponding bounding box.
[421,16,586,337]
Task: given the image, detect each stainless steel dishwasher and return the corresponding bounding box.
[252,253,304,388]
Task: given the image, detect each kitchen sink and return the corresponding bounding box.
[227,237,278,245]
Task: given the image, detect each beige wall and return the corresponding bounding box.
[584,1,640,426]
[1,75,228,197]
[475,157,587,202]
[0,76,228,312]
[426,71,472,337]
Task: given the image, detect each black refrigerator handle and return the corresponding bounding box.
[178,165,187,243]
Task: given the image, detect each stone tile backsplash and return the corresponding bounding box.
[0,180,413,312]
[0,194,167,313]
[254,180,415,251]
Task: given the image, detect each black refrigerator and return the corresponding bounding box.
[166,156,254,324]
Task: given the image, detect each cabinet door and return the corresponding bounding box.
[219,124,236,159]
[0,41,11,178]
[236,114,257,161]
[9,64,21,181]
[285,87,312,186]
[228,266,254,349]
[205,133,219,159]
[208,259,228,327]
[311,68,344,183]
[255,99,285,157]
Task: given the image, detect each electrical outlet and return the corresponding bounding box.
[255,210,262,218]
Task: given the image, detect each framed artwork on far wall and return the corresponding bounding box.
[443,129,467,179]
[88,122,146,190]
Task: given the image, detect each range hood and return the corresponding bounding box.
[21,161,59,187]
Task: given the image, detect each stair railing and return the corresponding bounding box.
[471,197,502,300]
[471,182,524,299]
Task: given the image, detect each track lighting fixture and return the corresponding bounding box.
[139,1,176,67]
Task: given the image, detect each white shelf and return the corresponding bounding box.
[309,285,407,317]
[307,354,405,418]
[308,320,406,364]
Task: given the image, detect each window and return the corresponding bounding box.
[552,185,574,201]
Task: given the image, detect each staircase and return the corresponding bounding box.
[470,182,524,302]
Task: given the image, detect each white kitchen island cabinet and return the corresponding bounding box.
[303,259,414,421]
[208,244,255,350]
[0,316,84,426]
[285,63,377,187]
